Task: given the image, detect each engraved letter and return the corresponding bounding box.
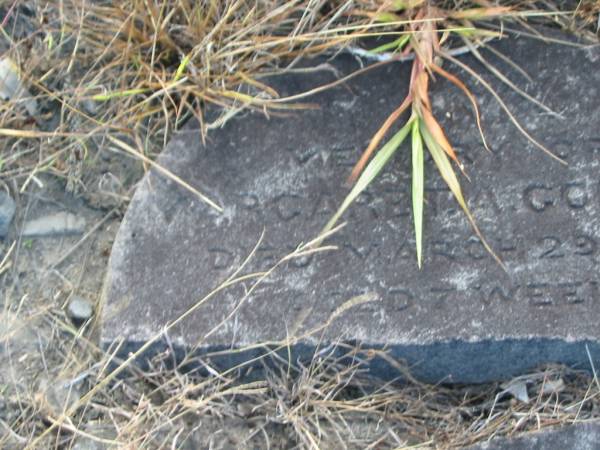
[526,283,553,306]
[466,237,486,260]
[538,236,565,259]
[523,184,555,212]
[563,182,588,209]
[273,194,303,222]
[558,282,584,305]
[574,235,597,256]
[207,248,234,270]
[485,284,519,303]
[388,287,414,311]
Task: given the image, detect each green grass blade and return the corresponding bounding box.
[376,12,402,22]
[371,34,411,54]
[411,119,424,268]
[420,122,505,269]
[92,88,149,101]
[322,118,414,236]
[174,53,191,81]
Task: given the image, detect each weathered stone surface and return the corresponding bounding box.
[101,29,600,383]
[466,422,600,450]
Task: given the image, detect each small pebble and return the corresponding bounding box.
[67,296,94,323]
[0,191,16,238]
[22,211,86,237]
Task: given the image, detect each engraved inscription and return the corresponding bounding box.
[537,236,564,259]
[476,280,599,307]
[535,235,598,259]
[484,284,519,304]
[387,287,414,311]
[273,194,303,222]
[523,182,594,212]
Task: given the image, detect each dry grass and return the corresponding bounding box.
[4,314,600,448]
[3,230,600,449]
[0,0,596,197]
[1,0,600,449]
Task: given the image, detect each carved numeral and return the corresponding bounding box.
[536,235,597,259]
[538,236,565,259]
[574,235,597,256]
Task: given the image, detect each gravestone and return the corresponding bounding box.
[466,422,600,450]
[101,29,600,383]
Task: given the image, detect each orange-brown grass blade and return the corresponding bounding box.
[448,7,512,20]
[412,70,431,110]
[420,105,459,162]
[347,94,412,184]
[323,118,415,239]
[420,122,505,269]
[430,63,490,152]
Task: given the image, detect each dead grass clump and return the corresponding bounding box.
[4,325,600,449]
[1,0,596,202]
[1,1,359,199]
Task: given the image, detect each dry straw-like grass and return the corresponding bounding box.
[1,0,600,449]
[0,0,596,196]
[5,237,600,449]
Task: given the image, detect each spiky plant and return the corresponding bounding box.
[322,1,564,268]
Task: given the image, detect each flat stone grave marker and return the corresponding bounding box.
[466,422,600,450]
[101,29,600,383]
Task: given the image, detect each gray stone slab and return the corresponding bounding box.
[101,29,600,383]
[466,422,600,450]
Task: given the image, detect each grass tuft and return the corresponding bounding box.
[321,0,594,267]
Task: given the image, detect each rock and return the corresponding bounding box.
[101,29,600,383]
[67,296,94,324]
[71,439,106,450]
[0,57,38,116]
[466,422,600,450]
[38,376,81,416]
[0,190,16,238]
[22,211,86,237]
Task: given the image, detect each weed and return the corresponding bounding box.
[321,1,586,267]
